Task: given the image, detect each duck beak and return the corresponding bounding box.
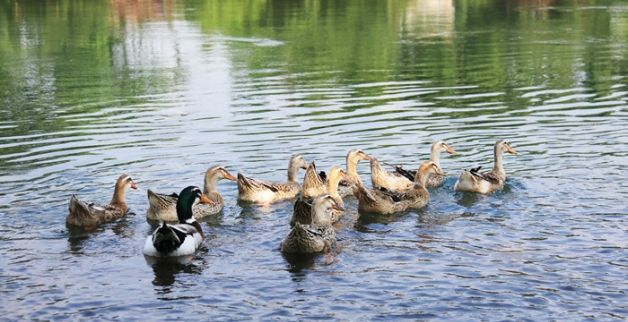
[508,147,518,155]
[199,194,214,205]
[446,146,457,155]
[224,171,237,181]
[130,182,138,190]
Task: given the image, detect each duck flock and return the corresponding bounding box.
[67,140,517,258]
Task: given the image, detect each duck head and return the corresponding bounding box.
[290,154,309,170]
[311,194,344,226]
[116,174,138,191]
[415,161,444,186]
[496,140,517,155]
[347,149,372,163]
[204,166,236,194]
[433,141,457,155]
[205,166,237,182]
[176,186,213,223]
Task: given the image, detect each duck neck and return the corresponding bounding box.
[327,174,342,199]
[429,144,441,166]
[347,157,362,184]
[414,168,429,189]
[203,173,219,195]
[110,184,128,211]
[287,164,299,183]
[492,145,505,176]
[176,200,195,224]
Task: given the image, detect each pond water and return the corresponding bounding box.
[1,0,627,320]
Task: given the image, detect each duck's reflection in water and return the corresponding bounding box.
[145,255,204,287]
[282,250,338,283]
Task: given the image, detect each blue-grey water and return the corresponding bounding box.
[1,0,627,320]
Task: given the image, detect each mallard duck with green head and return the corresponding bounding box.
[143,186,213,257]
[146,166,235,221]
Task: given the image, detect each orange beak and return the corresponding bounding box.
[199,194,214,205]
[130,182,138,190]
[508,147,518,155]
[224,171,236,181]
[446,146,457,155]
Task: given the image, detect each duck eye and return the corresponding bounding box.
[126,177,133,182]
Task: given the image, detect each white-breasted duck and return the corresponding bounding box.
[143,186,212,257]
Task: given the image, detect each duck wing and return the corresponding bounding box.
[394,165,416,182]
[291,197,313,226]
[376,187,403,202]
[151,223,199,254]
[238,173,279,192]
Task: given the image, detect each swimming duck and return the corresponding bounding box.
[354,161,442,215]
[339,149,372,197]
[281,195,344,254]
[143,186,212,257]
[300,162,327,198]
[146,166,234,221]
[454,140,517,194]
[237,154,308,204]
[291,165,346,226]
[383,141,456,190]
[67,174,137,228]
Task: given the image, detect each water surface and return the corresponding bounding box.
[1,0,627,320]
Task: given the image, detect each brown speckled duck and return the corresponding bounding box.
[281,195,343,254]
[67,174,137,228]
[146,166,234,221]
[454,140,517,194]
[237,154,308,204]
[354,161,442,215]
[374,141,456,191]
[291,165,346,226]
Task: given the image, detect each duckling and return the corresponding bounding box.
[237,154,308,204]
[281,195,344,254]
[146,166,234,221]
[291,165,346,226]
[454,140,517,194]
[389,141,457,189]
[143,186,212,257]
[354,161,442,215]
[67,174,137,228]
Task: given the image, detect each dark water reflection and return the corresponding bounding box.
[1,0,627,320]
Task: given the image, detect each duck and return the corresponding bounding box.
[280,195,344,254]
[146,166,235,221]
[338,149,372,197]
[291,165,346,226]
[373,141,456,191]
[354,161,443,215]
[237,154,308,204]
[454,140,517,194]
[300,162,327,198]
[67,174,137,228]
[143,186,212,257]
